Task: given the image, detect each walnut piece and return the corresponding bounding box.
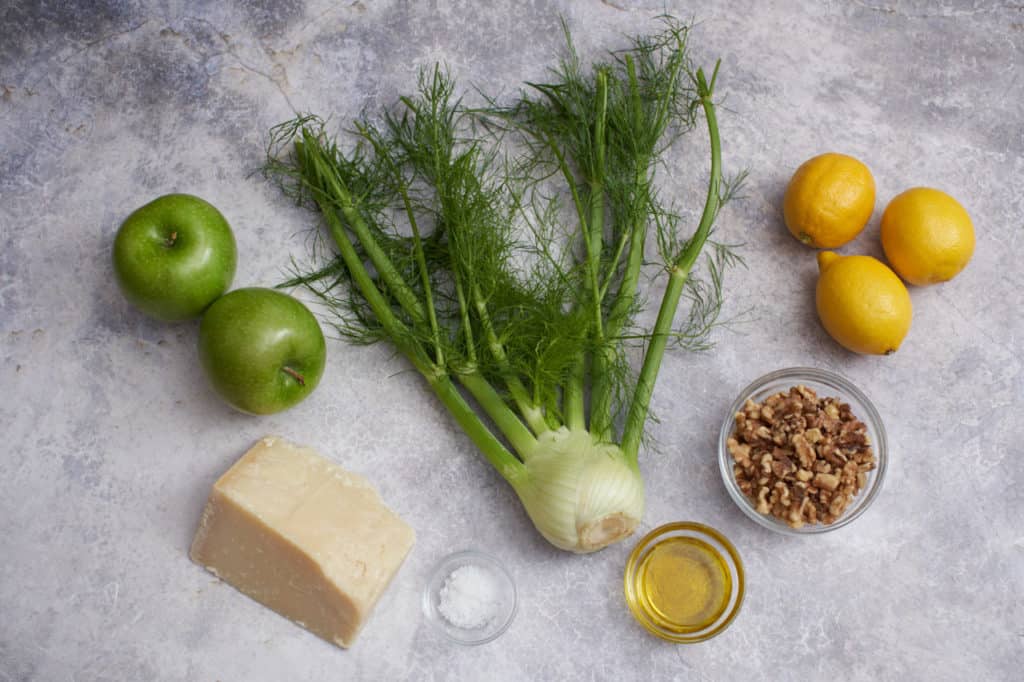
[728,384,876,528]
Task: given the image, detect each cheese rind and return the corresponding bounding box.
[189,435,415,648]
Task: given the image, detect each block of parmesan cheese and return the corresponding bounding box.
[189,435,415,648]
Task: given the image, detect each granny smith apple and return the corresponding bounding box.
[113,193,237,321]
[198,288,326,415]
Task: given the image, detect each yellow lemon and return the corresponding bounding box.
[880,187,975,286]
[783,153,876,248]
[815,251,912,355]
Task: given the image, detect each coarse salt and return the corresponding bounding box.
[437,564,501,630]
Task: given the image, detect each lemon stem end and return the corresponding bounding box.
[817,251,840,273]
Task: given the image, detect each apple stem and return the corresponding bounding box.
[165,231,178,247]
[282,366,306,386]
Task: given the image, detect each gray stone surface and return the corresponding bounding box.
[2,1,1022,680]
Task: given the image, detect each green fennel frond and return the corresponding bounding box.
[264,16,738,466]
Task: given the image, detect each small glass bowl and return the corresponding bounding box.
[718,367,888,536]
[623,522,745,643]
[422,550,517,645]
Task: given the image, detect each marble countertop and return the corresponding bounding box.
[2,1,1022,680]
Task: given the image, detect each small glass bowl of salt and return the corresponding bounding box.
[422,549,517,645]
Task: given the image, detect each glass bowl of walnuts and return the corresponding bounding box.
[718,367,888,535]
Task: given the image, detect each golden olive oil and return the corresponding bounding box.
[635,536,731,632]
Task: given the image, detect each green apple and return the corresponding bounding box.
[113,193,237,321]
[198,288,326,415]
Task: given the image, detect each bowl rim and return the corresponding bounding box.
[421,548,518,645]
[623,521,745,643]
[717,366,888,536]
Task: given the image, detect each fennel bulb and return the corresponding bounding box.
[512,428,645,552]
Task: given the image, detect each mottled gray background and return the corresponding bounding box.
[2,1,1022,680]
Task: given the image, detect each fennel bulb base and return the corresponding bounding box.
[578,512,640,553]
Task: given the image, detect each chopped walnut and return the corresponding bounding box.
[793,434,816,469]
[813,472,840,491]
[728,384,876,528]
[727,437,752,467]
[756,486,770,514]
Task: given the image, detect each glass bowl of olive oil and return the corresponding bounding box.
[623,522,744,643]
